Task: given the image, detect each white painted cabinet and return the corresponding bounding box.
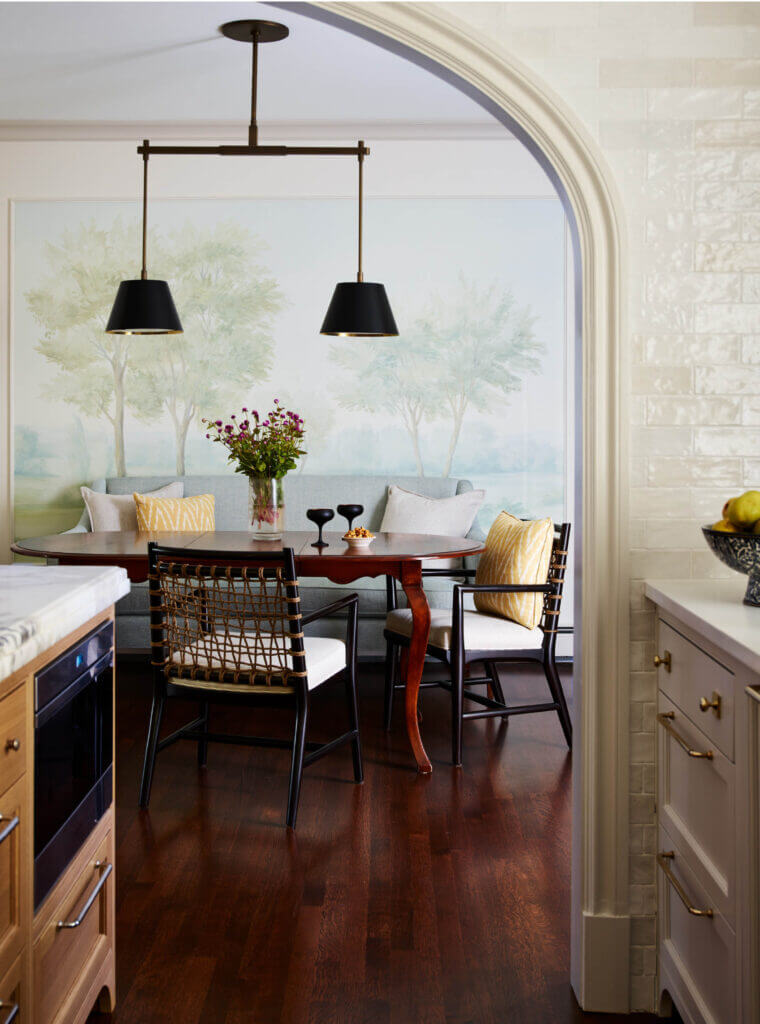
[646,581,760,1024]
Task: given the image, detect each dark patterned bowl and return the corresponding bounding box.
[702,525,760,605]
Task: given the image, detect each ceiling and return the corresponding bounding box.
[0,2,501,135]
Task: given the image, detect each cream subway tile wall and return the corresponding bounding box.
[439,1,760,1011]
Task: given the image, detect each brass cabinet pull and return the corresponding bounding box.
[4,740,19,753]
[0,1001,19,1023]
[699,692,722,718]
[654,651,672,672]
[0,816,19,847]
[57,861,112,930]
[657,712,713,759]
[657,851,713,918]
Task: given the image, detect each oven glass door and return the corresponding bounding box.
[34,653,113,858]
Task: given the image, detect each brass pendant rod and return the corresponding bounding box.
[357,140,364,283]
[140,139,149,280]
[249,28,259,148]
[137,143,370,158]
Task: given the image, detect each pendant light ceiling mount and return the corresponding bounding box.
[219,19,289,43]
[106,17,397,337]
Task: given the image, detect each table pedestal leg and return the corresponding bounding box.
[400,575,432,774]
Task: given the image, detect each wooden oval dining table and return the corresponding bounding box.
[11,529,485,774]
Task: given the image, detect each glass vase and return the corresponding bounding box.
[248,476,285,541]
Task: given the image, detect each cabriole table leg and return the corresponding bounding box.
[401,566,432,774]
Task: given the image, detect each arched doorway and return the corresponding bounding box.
[281,1,631,1010]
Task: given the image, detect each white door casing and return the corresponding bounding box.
[303,2,631,1011]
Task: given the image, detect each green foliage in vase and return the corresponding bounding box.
[203,400,306,480]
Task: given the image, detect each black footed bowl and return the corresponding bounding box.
[702,526,760,606]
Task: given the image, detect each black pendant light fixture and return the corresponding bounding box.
[320,142,398,337]
[105,142,182,335]
[104,19,396,339]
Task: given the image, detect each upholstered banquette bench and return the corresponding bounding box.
[63,474,485,656]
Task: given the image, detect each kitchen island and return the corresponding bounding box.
[0,564,128,1024]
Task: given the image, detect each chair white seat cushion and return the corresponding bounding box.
[385,607,543,652]
[169,633,346,690]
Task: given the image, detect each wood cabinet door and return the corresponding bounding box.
[0,952,25,1024]
[34,830,112,1024]
[0,775,27,977]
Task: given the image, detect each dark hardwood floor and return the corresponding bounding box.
[87,657,663,1024]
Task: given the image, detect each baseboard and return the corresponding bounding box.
[575,911,631,1013]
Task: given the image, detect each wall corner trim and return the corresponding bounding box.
[580,911,631,1013]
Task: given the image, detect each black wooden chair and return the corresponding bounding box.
[383,522,572,766]
[140,543,363,828]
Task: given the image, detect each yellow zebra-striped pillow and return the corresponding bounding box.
[133,493,215,532]
[474,513,553,629]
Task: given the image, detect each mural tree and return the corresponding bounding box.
[26,219,137,475]
[330,332,440,476]
[330,277,543,477]
[128,222,283,473]
[417,278,542,477]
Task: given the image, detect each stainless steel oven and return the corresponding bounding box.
[34,620,113,909]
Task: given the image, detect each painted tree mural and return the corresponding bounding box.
[26,219,281,476]
[330,328,439,475]
[331,277,542,477]
[128,223,283,473]
[417,278,542,476]
[25,219,137,475]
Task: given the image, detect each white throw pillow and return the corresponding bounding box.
[81,482,184,532]
[379,485,485,569]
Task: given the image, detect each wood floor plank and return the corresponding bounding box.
[84,658,665,1024]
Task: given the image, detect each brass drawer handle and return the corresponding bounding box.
[4,740,19,753]
[0,1000,19,1023]
[657,851,713,918]
[0,816,20,847]
[657,712,713,759]
[699,692,722,718]
[57,861,112,930]
[654,650,671,672]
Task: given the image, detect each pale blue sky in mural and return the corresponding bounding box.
[13,197,567,538]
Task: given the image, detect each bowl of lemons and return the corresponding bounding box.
[704,489,760,605]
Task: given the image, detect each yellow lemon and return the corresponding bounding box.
[726,490,760,529]
[712,519,740,533]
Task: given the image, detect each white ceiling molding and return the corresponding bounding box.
[0,119,512,143]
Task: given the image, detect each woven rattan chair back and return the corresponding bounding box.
[539,522,571,637]
[148,543,306,691]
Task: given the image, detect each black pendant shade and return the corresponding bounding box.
[105,279,183,335]
[320,282,398,337]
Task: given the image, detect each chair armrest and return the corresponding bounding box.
[421,568,475,578]
[301,593,359,626]
[454,583,552,596]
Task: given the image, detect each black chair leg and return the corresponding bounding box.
[286,689,309,829]
[139,689,165,808]
[197,701,209,767]
[485,660,506,705]
[544,657,572,748]
[383,639,398,731]
[345,662,364,784]
[451,651,464,767]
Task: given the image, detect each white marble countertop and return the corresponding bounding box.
[0,565,130,683]
[645,577,760,676]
